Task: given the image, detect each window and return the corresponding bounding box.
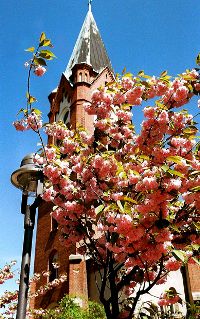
[79,72,82,82]
[49,250,58,282]
[63,110,70,124]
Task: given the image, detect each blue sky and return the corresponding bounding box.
[0,0,200,293]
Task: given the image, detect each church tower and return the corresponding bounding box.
[31,3,114,309]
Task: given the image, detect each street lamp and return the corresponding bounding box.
[11,154,43,319]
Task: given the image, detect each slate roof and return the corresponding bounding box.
[64,6,112,79]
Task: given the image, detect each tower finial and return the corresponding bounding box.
[88,0,92,11]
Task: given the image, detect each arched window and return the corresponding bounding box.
[49,250,58,282]
[79,72,82,82]
[85,73,88,82]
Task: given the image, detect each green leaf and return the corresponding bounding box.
[138,155,150,161]
[168,169,185,178]
[106,81,115,87]
[170,224,181,233]
[95,204,105,215]
[27,94,37,104]
[122,196,137,204]
[189,185,200,192]
[193,222,200,230]
[196,53,200,65]
[124,202,132,215]
[30,96,37,104]
[25,47,35,52]
[142,74,151,79]
[39,32,46,44]
[129,169,140,176]
[119,171,127,179]
[117,200,124,213]
[172,250,186,262]
[161,165,169,172]
[40,39,52,47]
[32,108,42,116]
[191,244,200,251]
[39,53,52,60]
[181,74,197,81]
[123,72,133,78]
[122,67,126,75]
[166,155,184,165]
[183,126,198,135]
[160,70,168,77]
[121,103,133,109]
[39,49,56,59]
[138,70,144,77]
[155,101,166,108]
[106,88,117,93]
[34,57,47,66]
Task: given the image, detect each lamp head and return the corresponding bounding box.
[11,154,42,196]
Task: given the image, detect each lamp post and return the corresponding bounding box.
[11,154,43,319]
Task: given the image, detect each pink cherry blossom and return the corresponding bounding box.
[13,119,27,131]
[165,258,182,271]
[34,65,46,76]
[173,85,188,102]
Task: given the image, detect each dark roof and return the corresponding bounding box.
[64,7,112,78]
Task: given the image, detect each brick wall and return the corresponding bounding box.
[31,201,73,309]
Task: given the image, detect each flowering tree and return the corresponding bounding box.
[14,34,200,319]
[0,261,68,318]
[0,261,18,318]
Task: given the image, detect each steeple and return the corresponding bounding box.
[88,0,92,12]
[64,5,112,79]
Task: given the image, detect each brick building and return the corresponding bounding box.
[31,2,200,313]
[31,3,114,309]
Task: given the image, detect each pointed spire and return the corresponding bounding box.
[64,4,112,79]
[88,0,92,12]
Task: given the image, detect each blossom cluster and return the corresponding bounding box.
[0,261,16,285]
[13,111,42,132]
[0,262,18,318]
[36,68,200,303]
[0,261,67,318]
[34,65,46,77]
[158,288,181,307]
[29,273,67,298]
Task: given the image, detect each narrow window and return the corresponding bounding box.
[63,110,70,124]
[79,72,82,82]
[49,251,58,282]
